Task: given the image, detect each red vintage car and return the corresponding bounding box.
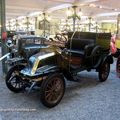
[110,34,120,78]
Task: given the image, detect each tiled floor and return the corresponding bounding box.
[0,53,119,120]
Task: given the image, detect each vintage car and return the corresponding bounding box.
[5,32,113,108]
[110,34,120,78]
[111,34,120,57]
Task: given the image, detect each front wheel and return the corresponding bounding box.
[98,62,110,82]
[6,65,26,93]
[40,73,65,108]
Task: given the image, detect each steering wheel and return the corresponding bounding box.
[55,33,68,43]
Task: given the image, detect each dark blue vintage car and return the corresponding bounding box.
[5,32,113,108]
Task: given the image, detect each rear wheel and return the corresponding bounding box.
[98,61,110,82]
[91,46,101,66]
[40,73,65,108]
[6,65,26,93]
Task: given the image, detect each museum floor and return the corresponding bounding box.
[0,58,119,120]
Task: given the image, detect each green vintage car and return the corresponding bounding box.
[5,32,113,108]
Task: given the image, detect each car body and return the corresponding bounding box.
[5,32,113,108]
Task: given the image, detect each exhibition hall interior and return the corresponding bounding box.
[5,0,120,34]
[0,0,120,120]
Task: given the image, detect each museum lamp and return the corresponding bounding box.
[15,19,20,31]
[38,13,51,36]
[66,6,83,31]
[6,21,10,30]
[38,13,51,22]
[88,17,96,32]
[23,17,33,31]
[9,19,16,30]
[62,19,71,31]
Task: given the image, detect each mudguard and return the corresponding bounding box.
[103,54,114,64]
[20,65,60,79]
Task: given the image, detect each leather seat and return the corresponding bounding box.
[66,38,95,57]
[67,49,85,58]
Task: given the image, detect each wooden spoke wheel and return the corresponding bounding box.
[6,65,26,93]
[40,73,65,108]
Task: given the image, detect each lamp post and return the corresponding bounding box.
[117,14,120,34]
[63,19,71,31]
[35,17,38,29]
[67,6,82,31]
[38,13,51,37]
[88,17,92,32]
[8,21,11,31]
[23,17,31,32]
[15,19,19,31]
[95,22,99,33]
[43,13,46,37]
[0,0,8,74]
[73,6,80,31]
[26,17,29,32]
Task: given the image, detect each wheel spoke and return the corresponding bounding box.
[18,83,21,88]
[47,94,53,101]
[45,89,52,93]
[46,92,52,99]
[14,83,17,88]
[44,77,64,104]
[8,75,24,89]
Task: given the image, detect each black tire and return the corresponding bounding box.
[91,45,101,66]
[98,61,110,82]
[6,65,26,93]
[40,73,65,108]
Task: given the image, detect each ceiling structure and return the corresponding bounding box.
[6,0,120,23]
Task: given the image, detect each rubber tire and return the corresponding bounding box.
[40,73,65,108]
[91,45,101,66]
[6,65,25,93]
[98,62,110,82]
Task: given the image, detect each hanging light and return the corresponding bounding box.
[114,9,117,11]
[38,13,51,21]
[78,9,83,17]
[89,4,96,8]
[66,8,72,17]
[99,6,103,9]
[66,6,83,20]
[38,15,43,21]
[47,15,52,21]
[66,6,83,31]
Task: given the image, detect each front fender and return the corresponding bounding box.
[104,55,114,64]
[20,65,60,79]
